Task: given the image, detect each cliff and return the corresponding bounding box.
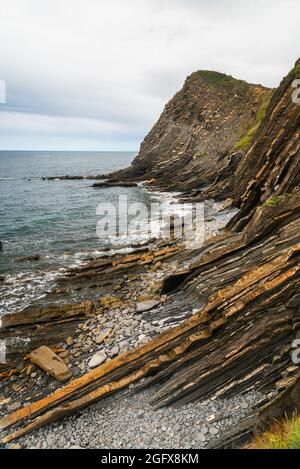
[107,70,271,191]
[228,59,300,230]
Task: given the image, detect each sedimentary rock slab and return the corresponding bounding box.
[29,346,72,382]
[136,300,160,313]
[1,301,93,329]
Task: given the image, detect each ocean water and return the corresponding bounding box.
[0,151,237,316]
[0,151,175,315]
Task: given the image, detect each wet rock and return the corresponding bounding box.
[92,181,137,188]
[15,254,40,262]
[44,175,85,181]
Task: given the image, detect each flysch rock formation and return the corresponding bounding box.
[105,70,271,192]
[1,59,300,448]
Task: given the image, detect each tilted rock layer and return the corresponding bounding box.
[107,71,270,191]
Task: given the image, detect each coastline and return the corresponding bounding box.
[0,182,240,448]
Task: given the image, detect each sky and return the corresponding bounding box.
[0,0,299,151]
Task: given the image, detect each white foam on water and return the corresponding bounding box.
[0,187,239,318]
[0,268,66,317]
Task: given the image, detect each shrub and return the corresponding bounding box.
[249,415,300,449]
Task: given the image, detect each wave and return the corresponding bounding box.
[0,268,66,317]
[0,186,238,318]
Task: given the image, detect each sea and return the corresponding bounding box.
[0,151,174,316]
[0,150,236,317]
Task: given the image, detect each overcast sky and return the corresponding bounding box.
[0,0,299,151]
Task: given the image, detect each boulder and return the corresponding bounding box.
[88,351,107,369]
[136,300,160,313]
[29,346,72,382]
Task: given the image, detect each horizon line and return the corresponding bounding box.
[0,149,138,153]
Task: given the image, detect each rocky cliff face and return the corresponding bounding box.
[108,71,271,191]
[227,59,300,231]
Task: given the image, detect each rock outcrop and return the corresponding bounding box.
[106,71,270,191]
[228,59,300,231]
[1,301,94,329]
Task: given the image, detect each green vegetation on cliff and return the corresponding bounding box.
[195,70,251,95]
[263,193,292,208]
[234,93,271,150]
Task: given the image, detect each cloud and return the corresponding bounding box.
[0,0,299,150]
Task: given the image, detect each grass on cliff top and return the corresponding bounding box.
[195,70,251,95]
[234,93,271,151]
[249,415,300,449]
